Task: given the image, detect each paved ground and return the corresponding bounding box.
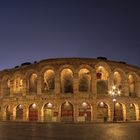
[0,122,139,140]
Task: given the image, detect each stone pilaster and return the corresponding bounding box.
[73,71,79,94]
[74,103,78,122]
[38,108,42,122]
[22,78,27,96]
[91,70,97,96]
[123,79,129,97]
[92,102,97,122]
[136,81,140,97]
[10,79,14,97]
[108,72,114,92]
[23,106,28,121]
[37,74,42,95]
[55,71,61,96]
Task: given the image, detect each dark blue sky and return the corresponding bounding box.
[0,0,140,70]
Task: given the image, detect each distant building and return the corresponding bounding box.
[0,58,140,122]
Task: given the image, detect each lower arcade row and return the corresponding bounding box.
[1,101,139,122]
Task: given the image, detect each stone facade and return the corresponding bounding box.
[0,58,140,123]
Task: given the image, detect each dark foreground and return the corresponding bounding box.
[0,122,139,140]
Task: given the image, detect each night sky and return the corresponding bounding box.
[0,0,140,70]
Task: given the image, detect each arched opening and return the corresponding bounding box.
[6,106,11,120]
[114,72,122,90]
[3,78,11,96]
[61,102,74,122]
[78,102,91,122]
[13,76,23,93]
[78,68,91,92]
[96,66,109,94]
[29,104,38,121]
[43,103,53,122]
[61,69,73,93]
[29,73,37,93]
[115,102,123,121]
[128,104,136,121]
[97,102,108,122]
[43,70,55,92]
[128,75,136,97]
[97,81,108,95]
[16,105,23,120]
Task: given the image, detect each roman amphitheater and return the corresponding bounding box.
[0,57,140,123]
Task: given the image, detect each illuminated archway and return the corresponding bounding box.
[78,69,91,92]
[6,106,11,120]
[128,75,136,97]
[15,105,23,120]
[29,104,38,121]
[43,103,53,122]
[29,73,37,93]
[13,76,23,93]
[96,66,109,94]
[115,102,123,121]
[61,69,74,93]
[128,104,136,121]
[97,102,108,121]
[43,70,55,92]
[61,102,74,122]
[78,102,91,122]
[2,77,11,97]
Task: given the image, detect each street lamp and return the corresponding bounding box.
[109,85,121,122]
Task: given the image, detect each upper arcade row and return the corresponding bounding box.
[0,58,140,98]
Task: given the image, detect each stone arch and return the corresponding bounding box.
[127,103,139,121]
[28,103,38,121]
[97,102,109,122]
[42,69,55,93]
[43,102,54,122]
[29,73,37,93]
[61,68,74,93]
[115,102,126,121]
[134,103,139,121]
[25,69,39,94]
[1,75,11,97]
[78,102,92,122]
[61,101,74,122]
[127,72,139,97]
[95,62,110,95]
[77,64,93,73]
[95,61,111,78]
[5,105,11,120]
[13,104,24,120]
[78,68,91,92]
[13,72,24,93]
[97,80,108,95]
[40,66,55,75]
[113,68,126,93]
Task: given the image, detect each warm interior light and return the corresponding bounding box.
[47,102,53,108]
[19,105,22,109]
[113,99,116,102]
[65,101,70,106]
[82,102,87,107]
[130,104,133,108]
[32,103,36,109]
[100,102,104,107]
[99,66,103,70]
